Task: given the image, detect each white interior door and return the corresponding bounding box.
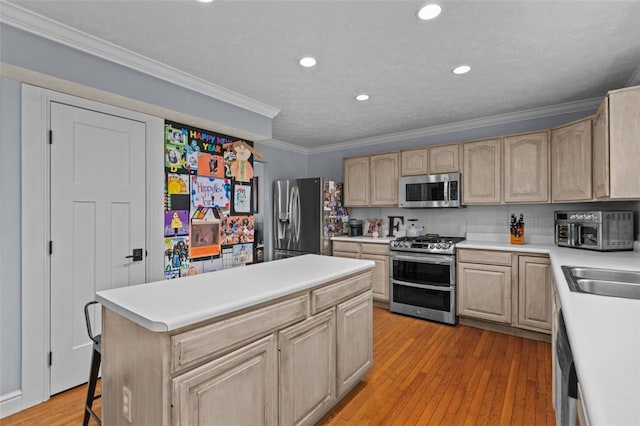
[49,102,147,394]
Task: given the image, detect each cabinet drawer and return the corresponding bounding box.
[332,241,361,254]
[360,243,389,255]
[311,272,372,315]
[457,249,512,266]
[333,251,360,259]
[171,295,308,373]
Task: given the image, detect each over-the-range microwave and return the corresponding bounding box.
[398,173,462,208]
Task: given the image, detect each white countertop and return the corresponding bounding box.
[332,235,394,244]
[96,254,374,333]
[461,240,640,426]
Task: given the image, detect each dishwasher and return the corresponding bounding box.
[555,310,578,426]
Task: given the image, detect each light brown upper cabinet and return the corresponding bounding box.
[370,152,399,206]
[344,153,398,207]
[463,138,502,204]
[503,131,549,203]
[593,85,640,199]
[400,148,428,176]
[551,118,592,202]
[343,156,370,206]
[429,144,461,174]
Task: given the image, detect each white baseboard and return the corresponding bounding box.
[0,390,23,419]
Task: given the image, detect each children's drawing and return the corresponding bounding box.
[167,174,189,195]
[202,257,223,273]
[220,215,254,245]
[164,236,190,270]
[180,261,204,277]
[189,221,220,258]
[232,243,253,266]
[165,123,187,146]
[222,141,263,182]
[191,176,230,209]
[164,210,189,236]
[197,152,224,178]
[232,183,252,214]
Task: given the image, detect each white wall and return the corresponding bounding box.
[0,77,21,397]
[351,201,640,242]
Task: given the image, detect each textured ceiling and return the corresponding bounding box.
[8,0,640,148]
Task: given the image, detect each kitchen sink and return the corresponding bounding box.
[562,266,640,300]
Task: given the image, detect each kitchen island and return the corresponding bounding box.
[96,254,374,426]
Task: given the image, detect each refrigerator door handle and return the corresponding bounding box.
[295,186,301,242]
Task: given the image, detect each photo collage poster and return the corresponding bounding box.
[164,120,256,279]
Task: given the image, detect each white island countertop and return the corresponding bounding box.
[460,240,640,426]
[96,254,374,333]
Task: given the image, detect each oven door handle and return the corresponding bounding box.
[392,279,454,292]
[391,254,454,265]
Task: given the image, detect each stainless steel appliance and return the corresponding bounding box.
[555,310,578,426]
[398,173,462,208]
[273,178,346,259]
[554,210,634,251]
[389,234,465,325]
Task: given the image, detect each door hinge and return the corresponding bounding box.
[49,130,53,145]
[48,351,53,366]
[49,241,53,255]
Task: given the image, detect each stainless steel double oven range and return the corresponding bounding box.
[389,235,464,325]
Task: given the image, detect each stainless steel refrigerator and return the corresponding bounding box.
[273,178,347,259]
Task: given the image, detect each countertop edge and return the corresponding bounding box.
[97,255,375,332]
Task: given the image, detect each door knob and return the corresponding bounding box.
[125,248,144,261]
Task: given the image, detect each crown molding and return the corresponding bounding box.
[255,138,311,155]
[307,97,601,154]
[626,62,640,87]
[0,1,281,119]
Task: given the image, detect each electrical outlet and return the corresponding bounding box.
[530,218,538,228]
[122,386,132,423]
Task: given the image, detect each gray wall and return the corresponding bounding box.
[0,77,22,395]
[0,24,272,140]
[254,142,309,260]
[0,24,276,398]
[307,111,597,180]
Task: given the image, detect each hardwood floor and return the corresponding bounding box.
[2,307,554,425]
[319,308,554,425]
[1,381,101,425]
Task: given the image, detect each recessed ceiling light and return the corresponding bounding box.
[198,0,213,3]
[355,94,370,101]
[452,65,471,75]
[299,57,317,68]
[417,4,442,20]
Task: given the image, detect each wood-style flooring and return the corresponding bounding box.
[2,307,554,425]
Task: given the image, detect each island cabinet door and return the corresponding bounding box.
[336,291,373,397]
[171,334,278,426]
[279,309,336,426]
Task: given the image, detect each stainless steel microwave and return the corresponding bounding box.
[398,173,462,208]
[554,210,634,251]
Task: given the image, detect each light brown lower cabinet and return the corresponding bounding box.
[333,241,390,302]
[457,249,552,335]
[102,270,373,426]
[458,262,512,324]
[517,256,552,332]
[336,291,373,397]
[279,310,336,426]
[173,334,278,426]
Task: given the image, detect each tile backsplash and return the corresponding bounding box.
[351,201,640,242]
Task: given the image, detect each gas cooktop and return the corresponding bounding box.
[390,234,465,254]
